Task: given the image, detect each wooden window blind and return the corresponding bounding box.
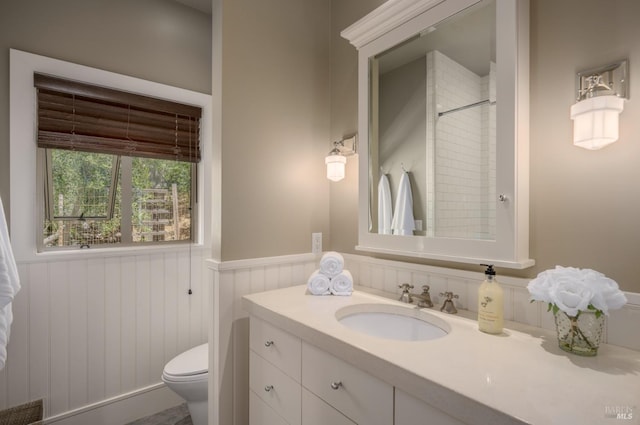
[34,73,202,163]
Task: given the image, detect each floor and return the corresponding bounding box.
[125,403,192,425]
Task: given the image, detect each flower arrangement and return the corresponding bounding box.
[527,266,627,317]
[528,266,627,356]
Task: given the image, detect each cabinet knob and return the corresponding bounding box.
[330,381,342,390]
[264,340,274,347]
[264,385,274,392]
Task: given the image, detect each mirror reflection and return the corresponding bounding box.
[369,0,496,241]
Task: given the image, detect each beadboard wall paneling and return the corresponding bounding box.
[209,252,640,425]
[0,246,210,423]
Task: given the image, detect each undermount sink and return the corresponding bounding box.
[336,304,450,341]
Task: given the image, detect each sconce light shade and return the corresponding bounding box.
[571,59,628,150]
[325,135,357,182]
[325,153,347,182]
[570,95,624,150]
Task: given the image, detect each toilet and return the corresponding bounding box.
[162,343,209,425]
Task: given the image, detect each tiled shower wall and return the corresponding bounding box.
[426,51,496,239]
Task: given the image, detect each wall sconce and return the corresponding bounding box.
[570,59,629,150]
[325,135,357,182]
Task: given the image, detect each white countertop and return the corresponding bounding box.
[242,285,640,425]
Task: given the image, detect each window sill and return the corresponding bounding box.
[25,243,209,263]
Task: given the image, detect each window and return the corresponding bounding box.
[35,73,201,250]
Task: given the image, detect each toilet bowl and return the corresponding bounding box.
[162,343,208,425]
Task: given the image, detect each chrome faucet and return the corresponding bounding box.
[412,285,434,308]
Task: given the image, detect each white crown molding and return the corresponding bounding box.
[340,0,445,49]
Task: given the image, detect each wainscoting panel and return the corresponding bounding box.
[208,252,640,425]
[0,246,210,424]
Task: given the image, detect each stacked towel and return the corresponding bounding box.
[0,197,20,370]
[307,252,353,296]
[330,270,353,296]
[307,270,331,295]
[319,251,344,278]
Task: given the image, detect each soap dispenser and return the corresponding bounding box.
[477,264,504,334]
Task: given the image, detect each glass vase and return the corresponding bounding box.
[554,310,605,356]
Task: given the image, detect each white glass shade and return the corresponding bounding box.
[325,154,347,182]
[570,95,624,150]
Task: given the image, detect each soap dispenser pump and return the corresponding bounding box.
[477,264,504,334]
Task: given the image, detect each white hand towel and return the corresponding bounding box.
[0,197,20,370]
[307,270,331,295]
[391,172,415,236]
[319,251,344,278]
[330,270,353,296]
[378,174,393,235]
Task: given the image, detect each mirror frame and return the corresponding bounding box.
[342,0,534,269]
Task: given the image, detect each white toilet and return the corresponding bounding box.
[162,343,209,425]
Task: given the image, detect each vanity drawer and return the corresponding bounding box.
[301,342,393,425]
[302,388,356,425]
[395,389,467,425]
[250,316,302,380]
[250,350,301,425]
[250,390,290,425]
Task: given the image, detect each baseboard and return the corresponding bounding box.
[44,383,183,425]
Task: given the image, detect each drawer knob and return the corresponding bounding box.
[264,385,274,392]
[264,340,274,347]
[330,381,342,390]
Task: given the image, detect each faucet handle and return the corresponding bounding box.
[398,283,414,303]
[439,291,459,314]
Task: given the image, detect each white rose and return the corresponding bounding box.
[587,276,627,315]
[527,270,556,304]
[548,277,593,317]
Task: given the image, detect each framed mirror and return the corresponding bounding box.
[342,0,533,268]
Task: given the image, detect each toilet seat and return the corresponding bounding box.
[162,343,208,383]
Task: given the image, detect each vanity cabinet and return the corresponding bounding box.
[250,315,467,425]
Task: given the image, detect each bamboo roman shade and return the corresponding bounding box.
[34,73,202,163]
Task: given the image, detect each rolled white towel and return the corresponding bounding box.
[330,270,353,296]
[319,251,344,278]
[307,270,331,295]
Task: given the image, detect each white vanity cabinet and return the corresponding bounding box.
[249,316,393,425]
[395,389,467,425]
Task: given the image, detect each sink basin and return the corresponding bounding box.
[336,304,449,341]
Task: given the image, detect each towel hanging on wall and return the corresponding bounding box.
[391,172,415,236]
[378,174,393,235]
[0,196,21,370]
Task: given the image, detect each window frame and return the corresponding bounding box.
[10,49,214,261]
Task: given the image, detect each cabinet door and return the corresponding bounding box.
[302,342,393,425]
[250,390,289,425]
[302,388,356,425]
[395,389,467,425]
